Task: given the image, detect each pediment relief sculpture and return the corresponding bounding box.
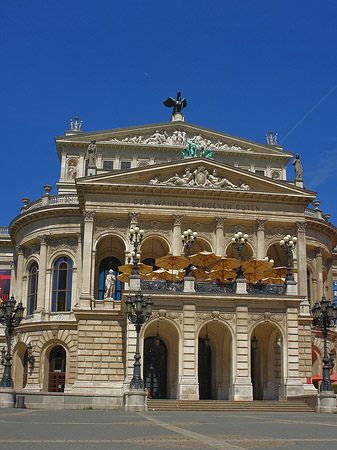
[149,166,250,190]
[102,129,252,152]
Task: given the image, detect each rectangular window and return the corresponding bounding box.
[103,160,114,170]
[255,170,265,176]
[121,161,131,170]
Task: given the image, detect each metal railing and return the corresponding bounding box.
[141,280,184,292]
[247,283,286,295]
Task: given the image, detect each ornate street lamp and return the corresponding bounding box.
[129,227,144,275]
[232,231,248,278]
[182,229,197,276]
[279,234,297,281]
[126,290,153,389]
[312,296,337,392]
[0,296,24,388]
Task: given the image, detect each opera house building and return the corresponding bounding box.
[0,104,336,410]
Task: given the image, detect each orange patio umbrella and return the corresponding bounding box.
[118,262,153,275]
[207,269,236,283]
[206,257,241,271]
[189,251,219,268]
[155,254,190,272]
[150,268,185,281]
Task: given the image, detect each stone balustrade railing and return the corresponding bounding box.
[0,227,9,236]
[22,194,79,213]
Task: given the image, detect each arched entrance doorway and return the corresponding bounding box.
[198,336,211,399]
[143,337,167,399]
[198,321,232,400]
[48,346,66,392]
[250,323,282,400]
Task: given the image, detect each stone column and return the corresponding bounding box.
[123,321,137,390]
[80,211,95,308]
[15,246,24,301]
[231,305,253,400]
[9,261,15,298]
[179,303,199,399]
[283,306,304,398]
[215,217,225,256]
[76,232,82,300]
[172,215,184,255]
[256,220,267,260]
[315,248,323,301]
[296,222,307,297]
[36,235,48,313]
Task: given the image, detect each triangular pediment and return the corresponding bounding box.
[76,158,316,207]
[56,121,292,161]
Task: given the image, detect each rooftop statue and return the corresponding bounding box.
[265,131,278,145]
[292,153,303,180]
[85,140,97,168]
[163,91,187,115]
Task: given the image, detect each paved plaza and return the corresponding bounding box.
[0,408,336,450]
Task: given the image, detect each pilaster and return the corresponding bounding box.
[231,304,252,400]
[315,247,323,301]
[80,211,95,308]
[179,303,199,399]
[36,235,48,313]
[15,246,24,301]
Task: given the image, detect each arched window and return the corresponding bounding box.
[27,262,38,315]
[48,346,66,392]
[52,257,73,312]
[98,257,122,300]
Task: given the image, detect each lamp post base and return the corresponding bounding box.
[124,389,147,412]
[0,388,15,408]
[315,391,337,414]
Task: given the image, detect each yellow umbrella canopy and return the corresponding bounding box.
[261,277,285,285]
[206,257,241,271]
[189,251,219,268]
[191,266,210,281]
[241,259,274,275]
[117,272,149,283]
[262,266,296,278]
[150,268,185,281]
[155,254,190,271]
[207,269,237,283]
[118,262,153,275]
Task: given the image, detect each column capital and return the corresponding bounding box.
[296,221,307,232]
[16,245,23,255]
[172,215,185,227]
[215,217,226,228]
[83,210,95,221]
[256,219,268,231]
[128,212,140,226]
[76,232,82,243]
[315,247,324,258]
[38,234,48,245]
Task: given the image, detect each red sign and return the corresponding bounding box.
[0,270,11,302]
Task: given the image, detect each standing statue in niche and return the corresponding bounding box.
[68,162,77,180]
[292,153,303,180]
[104,269,116,299]
[85,140,97,168]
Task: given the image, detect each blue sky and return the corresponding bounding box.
[1,1,337,227]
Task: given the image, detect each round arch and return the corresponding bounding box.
[140,235,171,268]
[40,341,70,392]
[266,243,287,267]
[197,320,233,400]
[225,242,253,261]
[250,321,283,400]
[190,238,213,254]
[142,318,180,399]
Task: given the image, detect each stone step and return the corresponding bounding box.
[147,399,314,412]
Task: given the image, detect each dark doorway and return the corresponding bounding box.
[23,349,28,388]
[251,345,261,400]
[143,337,167,399]
[48,346,66,392]
[198,337,212,399]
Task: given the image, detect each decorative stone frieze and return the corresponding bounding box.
[248,312,286,329]
[25,243,40,258]
[151,310,183,325]
[49,237,78,251]
[196,311,235,327]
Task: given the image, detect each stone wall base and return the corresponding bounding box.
[315,391,337,414]
[15,391,123,410]
[124,390,147,412]
[178,377,199,400]
[231,378,253,401]
[0,388,15,408]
